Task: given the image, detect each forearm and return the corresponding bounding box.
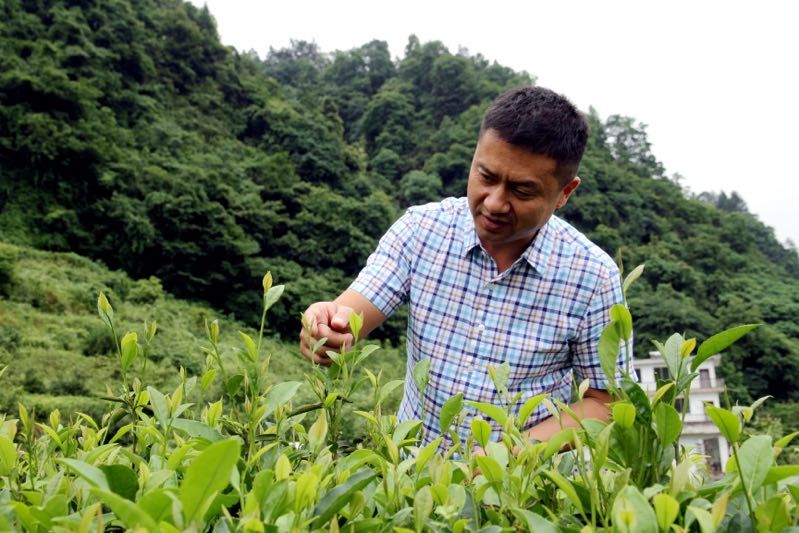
[524,394,612,442]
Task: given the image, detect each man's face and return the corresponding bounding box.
[467,129,580,255]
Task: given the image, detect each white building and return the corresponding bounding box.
[634,353,729,475]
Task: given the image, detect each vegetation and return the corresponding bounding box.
[1,0,798,525]
[0,273,796,531]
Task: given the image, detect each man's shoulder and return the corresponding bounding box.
[547,216,619,278]
[406,197,468,220]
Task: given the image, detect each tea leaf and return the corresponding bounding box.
[99,464,138,501]
[686,506,714,533]
[91,488,158,532]
[610,304,632,340]
[312,469,376,528]
[692,324,760,371]
[653,493,679,531]
[706,405,740,443]
[612,402,636,429]
[413,358,431,395]
[308,412,328,452]
[544,470,584,515]
[763,465,799,485]
[488,362,510,394]
[622,264,645,295]
[737,435,773,494]
[471,418,492,449]
[598,323,621,389]
[0,435,16,476]
[511,509,557,533]
[439,393,463,435]
[465,401,507,426]
[650,382,674,406]
[775,430,799,450]
[517,393,548,429]
[413,485,433,533]
[415,436,443,473]
[654,403,682,446]
[180,438,241,525]
[58,458,109,491]
[755,495,791,533]
[611,485,657,533]
[120,332,138,372]
[475,456,503,484]
[264,284,285,311]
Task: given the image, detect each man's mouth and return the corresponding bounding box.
[481,214,510,232]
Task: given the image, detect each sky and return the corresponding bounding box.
[188,0,799,247]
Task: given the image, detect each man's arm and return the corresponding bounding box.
[299,289,387,366]
[523,387,612,442]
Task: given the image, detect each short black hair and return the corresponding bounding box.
[480,86,588,182]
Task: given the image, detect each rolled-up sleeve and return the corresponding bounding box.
[349,208,418,318]
[572,267,637,389]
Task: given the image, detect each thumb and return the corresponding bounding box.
[330,307,353,331]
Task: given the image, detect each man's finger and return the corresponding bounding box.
[330,306,353,331]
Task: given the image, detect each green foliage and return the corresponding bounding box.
[1,0,798,438]
[0,274,795,531]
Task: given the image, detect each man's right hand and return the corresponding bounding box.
[299,301,355,366]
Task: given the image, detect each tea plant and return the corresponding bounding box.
[0,269,796,532]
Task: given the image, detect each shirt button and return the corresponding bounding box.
[477,324,486,331]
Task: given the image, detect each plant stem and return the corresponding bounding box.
[731,441,757,526]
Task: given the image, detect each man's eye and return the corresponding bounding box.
[514,188,537,198]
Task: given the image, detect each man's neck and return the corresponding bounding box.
[482,232,537,274]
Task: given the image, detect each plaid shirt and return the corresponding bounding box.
[350,197,631,446]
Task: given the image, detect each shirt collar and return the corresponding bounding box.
[459,206,555,277]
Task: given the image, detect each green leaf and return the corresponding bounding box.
[312,469,376,528]
[413,485,433,533]
[264,284,285,311]
[413,358,431,395]
[706,405,740,443]
[465,401,507,426]
[146,386,169,429]
[517,393,548,429]
[91,488,158,532]
[471,418,492,448]
[171,418,223,442]
[263,381,303,416]
[763,465,799,485]
[737,435,773,494]
[612,402,636,429]
[686,506,714,533]
[488,362,510,394]
[379,379,405,404]
[610,304,632,341]
[775,430,799,449]
[238,332,258,360]
[57,458,109,491]
[99,464,139,501]
[415,436,443,473]
[120,332,138,372]
[510,509,557,533]
[138,489,174,523]
[622,264,645,295]
[0,435,16,476]
[654,403,682,446]
[653,493,679,532]
[693,324,760,371]
[392,419,422,446]
[598,322,621,389]
[755,495,792,533]
[544,470,584,515]
[611,485,658,533]
[179,438,241,526]
[439,393,463,435]
[475,455,504,484]
[308,412,328,452]
[348,310,364,341]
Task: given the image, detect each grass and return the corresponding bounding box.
[0,241,406,430]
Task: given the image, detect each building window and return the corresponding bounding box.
[700,369,711,388]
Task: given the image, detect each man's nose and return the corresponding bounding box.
[483,186,510,213]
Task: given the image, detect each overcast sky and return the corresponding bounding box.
[189,0,799,247]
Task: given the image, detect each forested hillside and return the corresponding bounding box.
[1,0,797,425]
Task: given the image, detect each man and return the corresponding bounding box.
[300,86,629,446]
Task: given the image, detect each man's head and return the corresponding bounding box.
[468,86,588,261]
[479,86,588,183]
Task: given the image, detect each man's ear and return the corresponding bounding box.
[556,176,581,209]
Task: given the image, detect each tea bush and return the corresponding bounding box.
[0,271,796,532]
